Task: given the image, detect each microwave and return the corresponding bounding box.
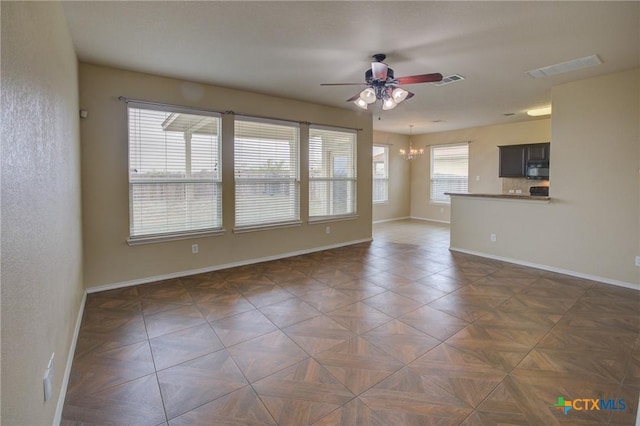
[526,161,549,179]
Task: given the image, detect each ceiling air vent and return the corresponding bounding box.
[434,74,465,86]
[526,54,602,78]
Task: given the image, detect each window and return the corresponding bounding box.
[430,143,469,204]
[234,117,300,228]
[128,104,222,240]
[309,126,357,219]
[372,145,389,203]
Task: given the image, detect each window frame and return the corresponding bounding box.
[126,102,223,245]
[430,142,469,205]
[372,144,389,204]
[233,115,301,232]
[308,125,358,222]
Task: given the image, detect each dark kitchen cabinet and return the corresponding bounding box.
[499,145,526,177]
[499,142,550,177]
[526,143,550,162]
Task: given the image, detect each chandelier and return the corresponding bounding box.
[399,125,424,160]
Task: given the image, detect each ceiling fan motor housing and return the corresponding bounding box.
[365,68,394,84]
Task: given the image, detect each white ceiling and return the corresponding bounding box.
[62,1,639,134]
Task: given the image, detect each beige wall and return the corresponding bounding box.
[1,2,84,424]
[372,131,411,222]
[80,63,373,289]
[450,69,640,286]
[410,119,551,223]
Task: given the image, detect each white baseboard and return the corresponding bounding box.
[410,216,451,225]
[87,238,373,294]
[372,216,410,224]
[450,247,639,290]
[53,291,87,425]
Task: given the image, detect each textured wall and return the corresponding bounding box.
[1,2,84,424]
[450,69,639,286]
[79,63,373,289]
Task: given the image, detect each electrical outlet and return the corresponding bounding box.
[635,256,640,267]
[325,226,331,234]
[490,233,497,242]
[43,353,54,402]
[191,244,198,254]
[515,189,522,194]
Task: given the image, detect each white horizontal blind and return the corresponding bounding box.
[128,105,222,238]
[309,126,357,218]
[430,143,469,204]
[372,145,388,203]
[234,117,300,227]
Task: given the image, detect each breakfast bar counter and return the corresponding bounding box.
[445,192,550,201]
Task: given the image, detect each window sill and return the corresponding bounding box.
[373,201,389,205]
[429,201,451,206]
[127,229,226,246]
[308,214,358,224]
[233,220,303,234]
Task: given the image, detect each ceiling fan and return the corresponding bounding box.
[321,54,443,110]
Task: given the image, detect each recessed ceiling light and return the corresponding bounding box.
[431,119,443,123]
[503,113,516,116]
[527,106,552,116]
[526,54,602,79]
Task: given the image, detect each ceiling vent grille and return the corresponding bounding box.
[526,54,602,78]
[434,74,465,86]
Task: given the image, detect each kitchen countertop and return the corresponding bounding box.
[445,192,550,201]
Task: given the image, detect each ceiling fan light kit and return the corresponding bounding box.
[382,97,398,110]
[321,54,443,111]
[359,87,377,104]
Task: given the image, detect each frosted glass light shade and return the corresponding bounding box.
[353,98,368,109]
[382,98,397,110]
[359,88,377,104]
[391,88,409,102]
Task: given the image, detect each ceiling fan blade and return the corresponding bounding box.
[320,82,366,86]
[371,62,388,80]
[395,73,443,85]
[346,92,362,102]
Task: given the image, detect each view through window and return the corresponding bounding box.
[234,117,300,228]
[430,143,469,204]
[128,105,222,239]
[372,145,389,203]
[309,127,357,218]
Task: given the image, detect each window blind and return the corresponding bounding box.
[128,105,222,238]
[234,117,300,228]
[430,143,469,204]
[372,145,389,203]
[309,126,357,218]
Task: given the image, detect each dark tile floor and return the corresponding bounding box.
[62,220,640,425]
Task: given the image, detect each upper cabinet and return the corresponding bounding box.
[499,142,550,178]
[526,143,550,162]
[498,145,527,177]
